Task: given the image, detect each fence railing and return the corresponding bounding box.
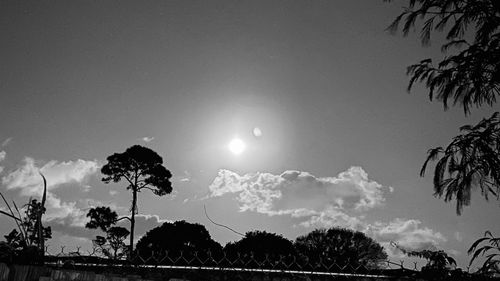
[40,246,417,278]
[1,246,491,281]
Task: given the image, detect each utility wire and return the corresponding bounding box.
[204,205,244,237]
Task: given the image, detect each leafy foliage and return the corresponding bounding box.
[3,199,52,251]
[101,145,173,196]
[135,220,222,257]
[393,242,456,270]
[93,227,130,260]
[387,0,500,114]
[294,228,387,269]
[86,206,119,232]
[101,145,173,254]
[389,3,500,274]
[420,112,500,214]
[224,230,295,260]
[393,243,460,280]
[0,173,50,264]
[86,207,129,260]
[468,231,500,275]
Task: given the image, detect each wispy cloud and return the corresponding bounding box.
[297,207,365,230]
[178,170,192,182]
[141,136,154,143]
[369,218,446,254]
[1,137,12,147]
[0,151,5,174]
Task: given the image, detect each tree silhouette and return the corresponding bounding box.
[388,1,500,214]
[86,206,118,232]
[388,0,500,214]
[392,242,456,271]
[86,207,129,259]
[294,228,387,269]
[135,220,222,259]
[224,230,295,262]
[389,0,500,273]
[387,0,499,114]
[0,173,50,264]
[468,231,500,275]
[101,145,173,254]
[421,113,500,214]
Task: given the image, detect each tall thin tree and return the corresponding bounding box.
[101,145,173,254]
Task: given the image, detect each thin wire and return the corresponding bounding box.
[204,205,244,237]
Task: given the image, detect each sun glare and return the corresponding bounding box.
[228,138,246,155]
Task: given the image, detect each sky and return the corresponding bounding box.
[0,0,498,270]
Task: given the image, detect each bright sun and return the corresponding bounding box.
[228,138,246,155]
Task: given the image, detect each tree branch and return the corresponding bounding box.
[116,216,132,223]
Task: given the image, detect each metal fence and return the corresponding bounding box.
[0,246,492,281]
[40,246,420,280]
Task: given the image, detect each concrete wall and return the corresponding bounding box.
[0,263,416,281]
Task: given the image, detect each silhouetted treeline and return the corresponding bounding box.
[133,220,387,269]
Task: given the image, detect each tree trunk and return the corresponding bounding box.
[130,189,137,256]
[37,213,44,262]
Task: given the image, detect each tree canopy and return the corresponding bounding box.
[294,228,387,269]
[224,230,295,260]
[85,206,118,232]
[101,145,173,254]
[135,220,222,258]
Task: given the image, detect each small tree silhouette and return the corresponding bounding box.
[0,173,51,264]
[86,206,129,260]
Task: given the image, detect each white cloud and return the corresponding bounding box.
[207,167,446,258]
[2,157,99,196]
[0,155,170,251]
[49,213,170,248]
[1,157,100,231]
[142,136,154,143]
[43,193,87,226]
[297,207,365,231]
[208,166,392,215]
[116,214,171,241]
[369,218,446,252]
